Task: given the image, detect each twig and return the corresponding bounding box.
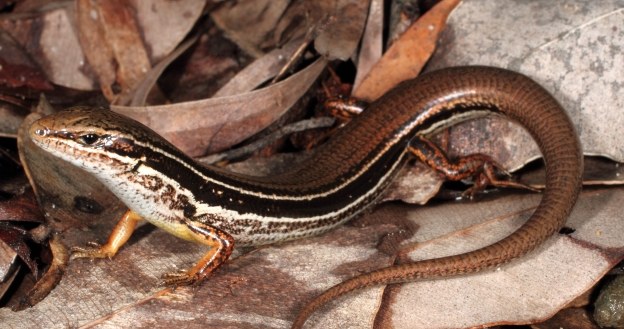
[199,117,335,164]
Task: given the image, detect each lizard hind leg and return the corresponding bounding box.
[161,218,235,286]
[408,135,539,198]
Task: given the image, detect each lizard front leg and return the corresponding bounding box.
[162,219,235,286]
[71,210,142,259]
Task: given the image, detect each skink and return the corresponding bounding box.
[29,66,582,328]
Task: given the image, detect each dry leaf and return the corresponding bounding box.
[352,0,461,101]
[112,58,327,156]
[130,0,206,62]
[352,0,383,89]
[427,0,624,168]
[1,188,621,328]
[128,36,199,107]
[0,1,205,93]
[76,0,152,102]
[213,39,302,98]
[0,29,53,92]
[211,0,291,57]
[0,238,19,301]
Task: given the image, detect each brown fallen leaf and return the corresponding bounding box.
[131,0,206,63]
[112,57,327,156]
[0,189,43,225]
[0,225,37,278]
[76,0,152,102]
[0,3,94,90]
[352,0,461,101]
[13,234,69,311]
[0,238,20,301]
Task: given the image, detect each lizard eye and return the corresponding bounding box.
[78,134,100,145]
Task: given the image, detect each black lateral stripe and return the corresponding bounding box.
[102,101,504,219]
[135,139,407,218]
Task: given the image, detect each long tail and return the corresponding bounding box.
[291,66,583,328]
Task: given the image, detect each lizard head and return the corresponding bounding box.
[29,107,151,175]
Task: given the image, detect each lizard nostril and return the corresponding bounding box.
[35,128,47,136]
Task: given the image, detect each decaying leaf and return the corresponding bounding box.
[213,39,303,98]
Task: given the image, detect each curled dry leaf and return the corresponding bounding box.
[0,190,45,281]
[0,238,19,301]
[112,58,327,157]
[352,0,461,101]
[75,0,152,102]
[0,226,37,279]
[13,235,69,311]
[128,36,199,107]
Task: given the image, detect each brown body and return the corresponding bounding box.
[29,67,583,328]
